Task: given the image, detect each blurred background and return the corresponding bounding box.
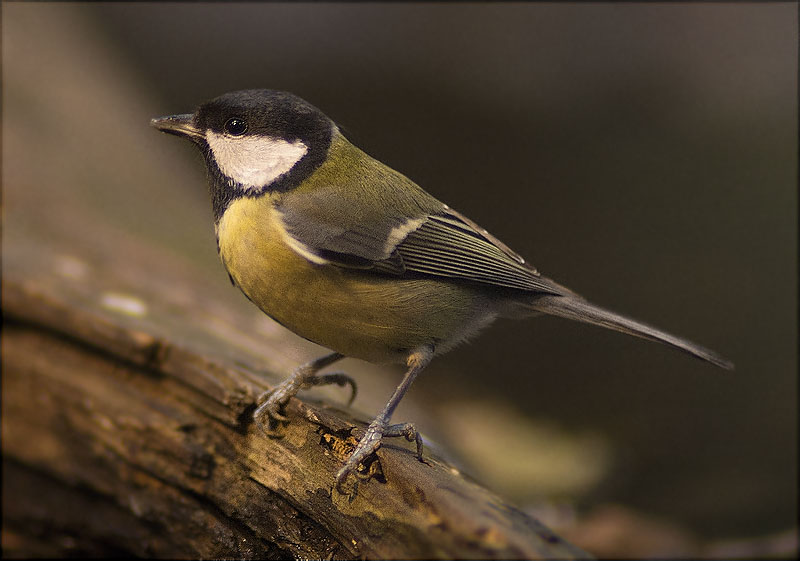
[3,3,796,556]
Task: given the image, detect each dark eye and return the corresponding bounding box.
[224,117,247,136]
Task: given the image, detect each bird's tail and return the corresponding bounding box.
[529,294,733,370]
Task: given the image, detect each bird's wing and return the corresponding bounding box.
[276,200,417,275]
[278,188,567,294]
[395,206,566,293]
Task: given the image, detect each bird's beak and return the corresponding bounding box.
[150,113,203,142]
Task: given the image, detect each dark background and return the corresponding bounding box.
[4,2,796,544]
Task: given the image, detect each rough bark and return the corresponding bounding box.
[2,240,589,559]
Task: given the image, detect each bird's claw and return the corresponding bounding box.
[252,365,357,436]
[334,420,424,497]
[253,387,292,435]
[305,372,358,407]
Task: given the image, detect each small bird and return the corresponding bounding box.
[152,89,732,493]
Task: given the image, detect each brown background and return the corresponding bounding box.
[3,2,796,543]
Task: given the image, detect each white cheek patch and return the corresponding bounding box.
[206,131,308,190]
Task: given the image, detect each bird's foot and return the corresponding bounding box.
[253,354,352,435]
[335,418,423,496]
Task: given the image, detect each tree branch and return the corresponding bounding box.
[2,242,589,558]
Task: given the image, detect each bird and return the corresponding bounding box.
[151,89,732,493]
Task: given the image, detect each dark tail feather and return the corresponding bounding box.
[529,294,734,370]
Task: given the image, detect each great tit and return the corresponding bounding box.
[152,89,732,493]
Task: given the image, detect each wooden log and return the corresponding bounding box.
[2,241,590,559]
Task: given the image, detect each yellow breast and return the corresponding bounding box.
[215,196,496,363]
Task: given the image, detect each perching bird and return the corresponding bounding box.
[152,89,732,493]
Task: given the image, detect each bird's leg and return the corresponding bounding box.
[336,346,433,495]
[254,352,352,435]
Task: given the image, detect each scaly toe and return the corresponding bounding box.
[253,393,292,436]
[305,372,358,406]
[335,466,356,496]
[265,407,290,423]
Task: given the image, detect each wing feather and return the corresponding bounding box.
[277,185,565,294]
[395,211,565,293]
